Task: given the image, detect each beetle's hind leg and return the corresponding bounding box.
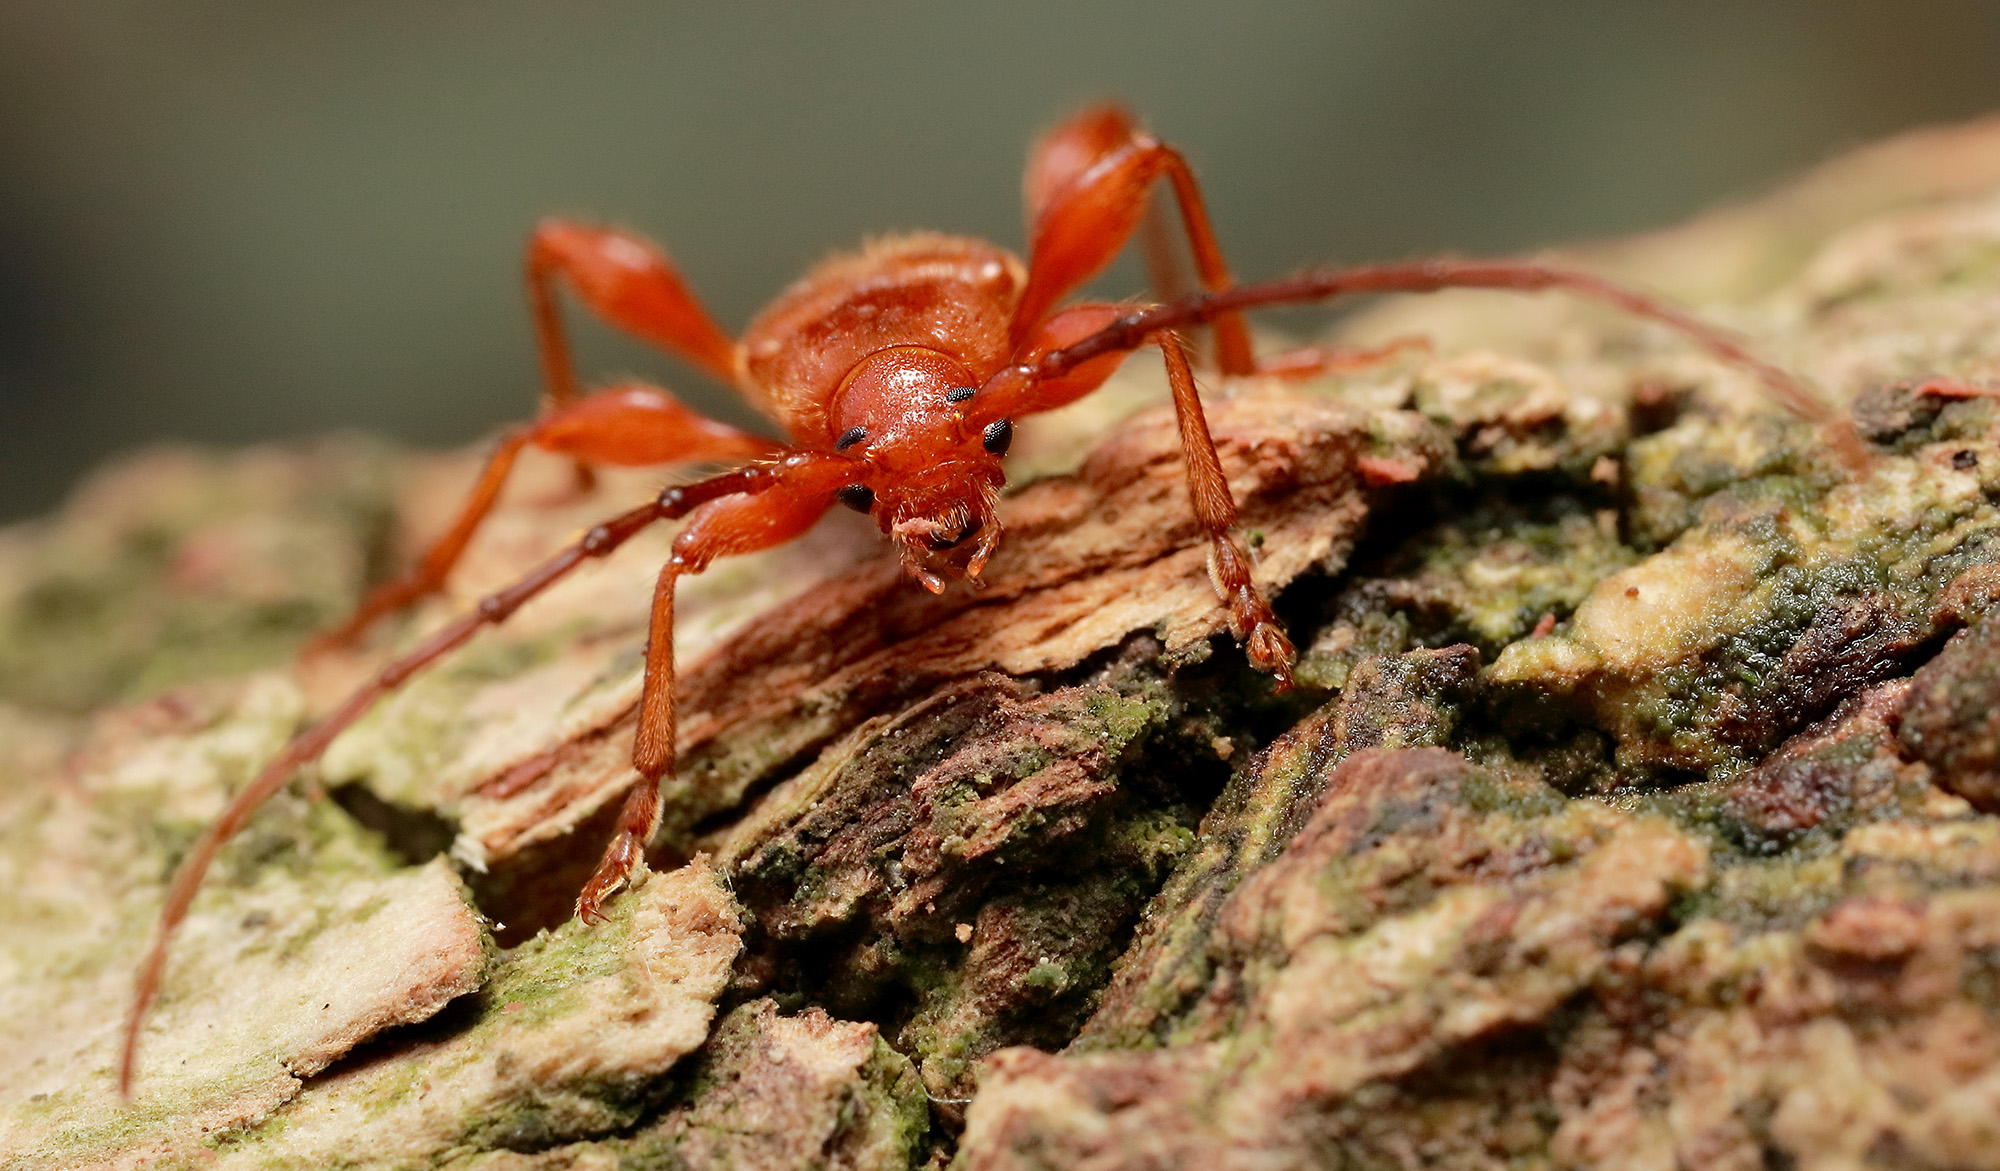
[1014,105,1257,377]
[528,219,754,493]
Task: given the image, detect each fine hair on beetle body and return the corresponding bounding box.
[118,103,1862,1095]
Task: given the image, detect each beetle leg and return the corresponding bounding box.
[529,219,752,491]
[1153,331,1296,688]
[574,456,849,922]
[984,314,1297,688]
[528,219,746,403]
[1013,105,1255,376]
[1137,192,1194,304]
[313,385,777,651]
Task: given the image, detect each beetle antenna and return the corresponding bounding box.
[1039,259,1871,472]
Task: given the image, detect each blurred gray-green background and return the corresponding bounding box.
[4,2,1999,521]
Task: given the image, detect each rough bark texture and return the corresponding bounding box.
[9,113,2000,1169]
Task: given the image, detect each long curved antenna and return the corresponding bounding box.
[1037,259,1870,471]
[120,463,774,1096]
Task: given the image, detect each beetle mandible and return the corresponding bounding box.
[120,104,1857,1093]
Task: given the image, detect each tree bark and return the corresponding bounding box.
[7,112,2000,1169]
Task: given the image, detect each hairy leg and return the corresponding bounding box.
[526,219,744,404]
[967,309,1294,688]
[314,385,776,650]
[1152,332,1296,687]
[528,219,752,491]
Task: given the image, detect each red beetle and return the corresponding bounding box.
[120,104,1854,1093]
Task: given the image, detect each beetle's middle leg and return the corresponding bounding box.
[313,386,775,650]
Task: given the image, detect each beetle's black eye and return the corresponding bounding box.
[945,385,977,403]
[835,426,867,452]
[982,418,1013,456]
[836,484,875,513]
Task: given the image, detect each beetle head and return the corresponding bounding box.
[828,346,1014,592]
[877,460,1003,591]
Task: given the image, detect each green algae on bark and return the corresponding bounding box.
[717,650,1219,1100]
[441,999,928,1171]
[1492,416,2000,773]
[1898,605,2000,811]
[1078,643,1482,1052]
[0,676,489,1171]
[206,862,740,1169]
[0,440,401,714]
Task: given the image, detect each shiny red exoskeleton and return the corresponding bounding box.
[121,105,1856,1094]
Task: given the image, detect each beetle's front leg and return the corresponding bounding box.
[1151,332,1297,689]
[972,310,1295,688]
[574,454,848,921]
